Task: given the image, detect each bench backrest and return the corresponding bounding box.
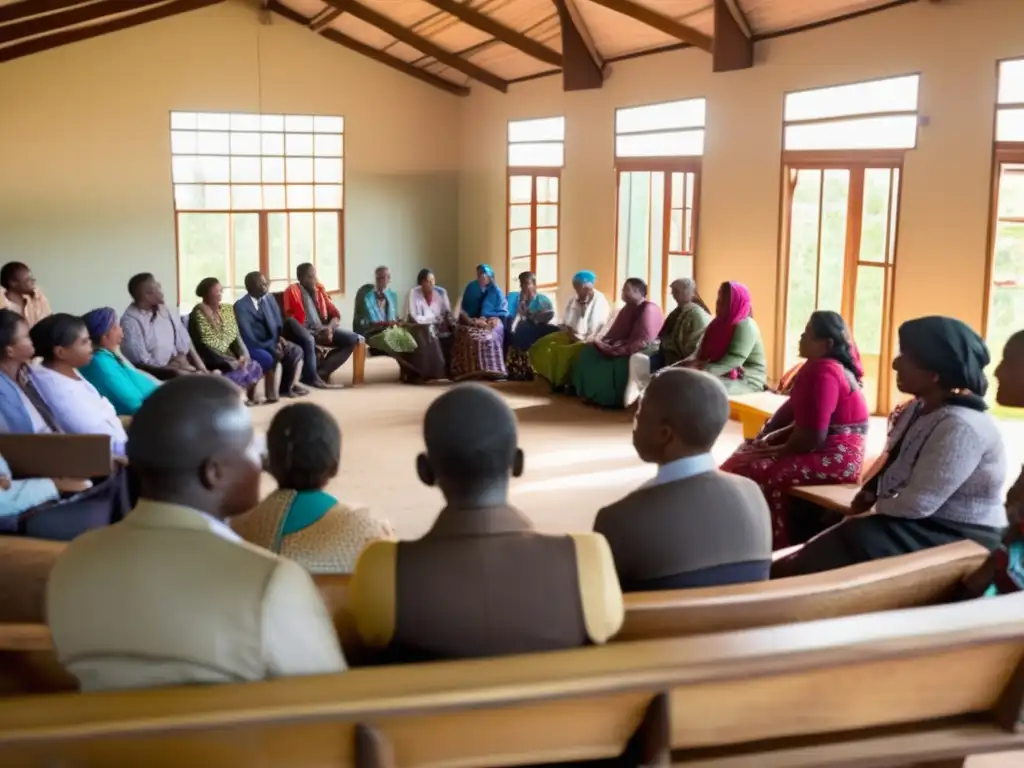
[0,434,112,479]
[1,594,1022,766]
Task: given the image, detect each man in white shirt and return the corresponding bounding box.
[47,375,345,692]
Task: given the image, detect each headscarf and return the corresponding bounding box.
[898,316,990,411]
[572,270,596,285]
[462,265,507,319]
[697,281,753,375]
[83,307,118,344]
[477,264,495,279]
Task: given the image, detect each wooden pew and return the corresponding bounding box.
[727,392,788,439]
[789,452,887,513]
[1,594,1023,766]
[0,434,113,479]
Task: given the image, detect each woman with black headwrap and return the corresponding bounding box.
[775,316,1007,576]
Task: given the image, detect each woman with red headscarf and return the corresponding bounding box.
[686,281,766,394]
[721,310,869,549]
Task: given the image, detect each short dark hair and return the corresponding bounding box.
[0,309,26,352]
[244,271,263,292]
[29,313,87,362]
[266,403,341,490]
[424,384,517,481]
[518,271,536,285]
[296,263,315,280]
[625,277,648,297]
[646,368,729,451]
[127,272,154,300]
[417,268,433,285]
[195,277,220,299]
[0,262,28,290]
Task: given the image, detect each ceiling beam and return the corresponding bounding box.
[323,0,508,92]
[0,0,91,25]
[0,0,163,46]
[587,0,713,53]
[308,7,343,32]
[554,0,603,91]
[713,0,752,72]
[0,0,223,64]
[268,1,469,97]
[419,0,561,68]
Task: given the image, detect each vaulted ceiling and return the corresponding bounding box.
[0,0,920,95]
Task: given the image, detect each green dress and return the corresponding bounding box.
[704,316,768,394]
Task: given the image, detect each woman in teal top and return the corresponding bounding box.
[78,307,159,416]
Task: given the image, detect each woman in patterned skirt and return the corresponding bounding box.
[504,271,558,381]
[451,264,508,381]
[189,278,264,404]
[720,311,869,549]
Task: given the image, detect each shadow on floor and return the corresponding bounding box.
[512,400,635,427]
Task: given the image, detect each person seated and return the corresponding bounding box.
[573,277,663,408]
[28,314,129,458]
[46,375,345,692]
[683,281,767,394]
[0,310,131,540]
[233,271,307,403]
[721,311,870,549]
[624,278,710,406]
[353,266,434,383]
[0,452,91,532]
[530,270,611,391]
[774,317,1007,578]
[349,384,623,662]
[451,264,509,381]
[595,368,771,591]
[504,270,558,381]
[121,272,209,380]
[399,268,452,382]
[77,307,159,417]
[189,278,265,405]
[282,263,361,386]
[232,402,394,573]
[0,262,51,328]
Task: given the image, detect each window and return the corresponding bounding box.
[507,117,564,288]
[778,75,918,415]
[984,59,1024,370]
[614,98,704,308]
[170,111,344,305]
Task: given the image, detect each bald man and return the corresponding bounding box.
[595,368,771,591]
[349,384,623,661]
[625,278,710,407]
[47,376,344,692]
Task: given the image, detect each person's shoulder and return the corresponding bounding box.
[328,503,395,539]
[709,469,769,500]
[935,405,1002,442]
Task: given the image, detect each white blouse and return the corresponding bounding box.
[30,366,128,457]
[562,290,611,341]
[405,286,453,325]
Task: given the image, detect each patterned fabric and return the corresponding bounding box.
[660,302,711,364]
[720,425,867,549]
[120,304,190,367]
[192,304,241,355]
[506,347,534,381]
[451,323,506,380]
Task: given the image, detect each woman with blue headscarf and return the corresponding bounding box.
[529,270,611,391]
[78,307,159,416]
[451,264,508,380]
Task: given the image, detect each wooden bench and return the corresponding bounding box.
[728,391,789,439]
[789,452,887,513]
[0,434,113,480]
[1,594,1023,766]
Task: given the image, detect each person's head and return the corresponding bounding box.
[799,310,862,380]
[996,331,1024,408]
[195,277,222,307]
[0,262,35,297]
[297,263,317,292]
[621,277,647,305]
[0,309,33,364]
[715,281,752,321]
[374,266,390,293]
[476,264,495,289]
[572,270,596,301]
[266,403,341,491]
[417,384,523,504]
[894,316,990,410]
[418,268,435,293]
[669,278,696,307]
[30,313,93,368]
[128,272,164,309]
[633,368,729,465]
[127,375,261,518]
[82,307,123,352]
[518,271,537,297]
[244,271,268,299]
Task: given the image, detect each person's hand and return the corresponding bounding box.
[0,475,11,491]
[228,358,242,371]
[316,328,333,344]
[239,355,250,367]
[54,478,91,494]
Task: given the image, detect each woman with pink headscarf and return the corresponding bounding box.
[686,281,766,394]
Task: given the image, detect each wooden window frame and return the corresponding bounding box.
[506,167,562,291]
[613,157,702,308]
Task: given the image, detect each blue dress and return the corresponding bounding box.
[79,348,159,416]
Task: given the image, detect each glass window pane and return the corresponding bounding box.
[998,166,1024,219]
[537,204,558,227]
[648,172,665,306]
[288,185,314,208]
[999,59,1024,105]
[232,185,262,210]
[177,213,229,302]
[510,256,531,277]
[616,172,651,289]
[201,185,231,210]
[616,98,705,134]
[671,173,684,208]
[171,130,197,154]
[195,156,229,183]
[230,156,261,183]
[784,74,919,122]
[508,143,563,167]
[268,212,289,280]
[315,212,341,291]
[616,129,704,158]
[261,114,284,132]
[286,157,314,183]
[285,115,314,132]
[670,209,683,252]
[196,112,230,130]
[509,205,531,229]
[859,168,894,264]
[286,133,314,156]
[264,185,286,209]
[818,169,850,313]
[888,168,900,265]
[262,157,285,183]
[667,253,693,285]
[686,173,695,207]
[784,169,823,372]
[196,131,229,155]
[508,116,565,143]
[784,115,918,151]
[987,220,1024,366]
[536,253,558,286]
[172,156,199,183]
[170,112,196,130]
[314,185,343,209]
[232,213,260,284]
[289,213,315,271]
[853,265,886,409]
[509,175,533,203]
[262,133,284,156]
[536,176,559,203]
[509,230,531,258]
[314,133,343,157]
[997,108,1024,142]
[536,228,558,253]
[313,115,344,133]
[314,157,343,183]
[174,184,203,209]
[230,113,261,131]
[230,132,261,155]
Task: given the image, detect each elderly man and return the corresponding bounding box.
[624,277,710,407]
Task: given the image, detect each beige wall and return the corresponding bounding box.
[0,0,462,320]
[458,0,1024,375]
